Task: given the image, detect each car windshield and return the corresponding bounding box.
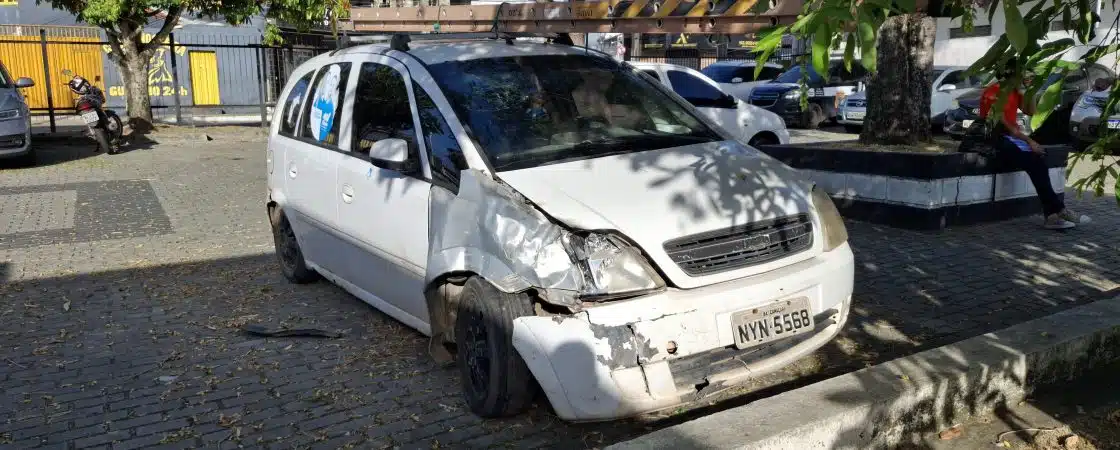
[931,69,945,81]
[772,65,824,84]
[0,63,11,88]
[428,54,722,171]
[701,64,754,83]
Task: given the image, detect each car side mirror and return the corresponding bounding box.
[938,84,956,92]
[731,77,744,84]
[14,77,34,89]
[369,138,414,173]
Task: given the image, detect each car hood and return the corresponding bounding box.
[955,88,983,108]
[497,140,815,287]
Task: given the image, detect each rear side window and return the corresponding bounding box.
[667,70,728,107]
[300,62,352,147]
[279,71,313,136]
[757,66,783,80]
[413,82,466,189]
[351,63,418,157]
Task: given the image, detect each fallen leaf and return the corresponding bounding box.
[62,300,71,312]
[997,440,1011,448]
[938,426,963,440]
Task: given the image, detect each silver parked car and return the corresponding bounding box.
[837,66,974,134]
[0,60,35,165]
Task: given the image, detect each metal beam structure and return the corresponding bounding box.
[344,0,803,35]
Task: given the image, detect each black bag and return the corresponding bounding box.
[958,119,1008,158]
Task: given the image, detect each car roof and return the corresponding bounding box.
[705,60,783,68]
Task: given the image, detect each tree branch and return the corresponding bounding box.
[104,29,126,64]
[141,5,183,55]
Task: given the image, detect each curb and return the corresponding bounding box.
[607,295,1120,450]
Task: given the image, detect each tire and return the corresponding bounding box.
[803,104,824,129]
[105,111,124,143]
[455,276,537,418]
[843,125,862,134]
[747,133,779,147]
[92,128,111,154]
[269,207,320,284]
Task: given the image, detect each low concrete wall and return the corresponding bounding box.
[758,143,1070,230]
[608,295,1120,450]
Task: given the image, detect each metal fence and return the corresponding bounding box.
[1,26,335,130]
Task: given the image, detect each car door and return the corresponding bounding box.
[275,63,352,274]
[664,68,753,140]
[333,58,432,327]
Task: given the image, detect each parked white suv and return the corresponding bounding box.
[266,36,855,421]
[632,62,790,146]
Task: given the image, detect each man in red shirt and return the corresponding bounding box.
[979,69,1081,229]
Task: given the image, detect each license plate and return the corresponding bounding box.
[731,297,814,349]
[962,119,974,129]
[80,110,100,124]
[1108,119,1120,129]
[847,111,865,120]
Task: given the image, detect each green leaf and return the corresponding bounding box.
[1062,7,1073,32]
[844,33,856,73]
[966,36,1009,76]
[1027,38,1075,66]
[895,0,915,13]
[988,0,1001,23]
[792,12,818,33]
[857,21,877,72]
[1005,0,1029,51]
[812,26,832,77]
[1077,0,1092,41]
[1031,79,1065,129]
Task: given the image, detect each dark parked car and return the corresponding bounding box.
[943,63,1116,145]
[748,61,867,129]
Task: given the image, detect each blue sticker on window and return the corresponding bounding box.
[310,65,342,142]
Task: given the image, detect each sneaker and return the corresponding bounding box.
[1059,209,1090,225]
[1044,214,1077,230]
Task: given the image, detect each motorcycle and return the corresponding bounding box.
[62,69,122,154]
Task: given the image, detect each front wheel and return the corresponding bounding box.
[455,276,537,418]
[104,111,123,143]
[269,207,320,284]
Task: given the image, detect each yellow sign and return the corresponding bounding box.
[103,35,189,99]
[0,0,16,6]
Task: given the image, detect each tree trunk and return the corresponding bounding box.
[860,13,936,145]
[116,37,155,133]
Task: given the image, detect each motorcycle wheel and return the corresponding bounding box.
[92,127,112,154]
[105,111,123,143]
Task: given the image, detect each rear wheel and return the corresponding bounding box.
[455,276,537,418]
[747,133,779,147]
[92,128,112,154]
[269,207,320,284]
[802,103,825,129]
[105,111,123,144]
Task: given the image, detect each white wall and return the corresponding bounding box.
[933,0,1118,70]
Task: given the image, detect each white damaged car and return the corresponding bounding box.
[266,36,855,421]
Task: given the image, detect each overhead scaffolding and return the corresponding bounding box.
[341,0,803,35]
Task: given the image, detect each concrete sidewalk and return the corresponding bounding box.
[608,295,1120,450]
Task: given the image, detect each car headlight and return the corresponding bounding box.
[562,231,664,300]
[0,109,22,121]
[812,186,848,252]
[784,90,801,99]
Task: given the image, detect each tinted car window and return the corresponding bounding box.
[428,54,720,171]
[351,63,417,157]
[757,66,783,80]
[280,71,314,136]
[299,62,351,147]
[701,65,756,83]
[827,63,867,85]
[0,62,11,88]
[413,82,467,188]
[773,65,825,85]
[641,70,662,82]
[667,70,732,108]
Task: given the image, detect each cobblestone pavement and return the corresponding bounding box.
[2,132,1119,449]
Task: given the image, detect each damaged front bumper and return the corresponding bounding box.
[511,242,854,421]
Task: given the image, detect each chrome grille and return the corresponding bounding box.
[750,91,778,107]
[663,214,813,276]
[846,99,866,107]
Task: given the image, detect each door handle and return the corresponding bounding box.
[288,162,297,178]
[341,184,354,204]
